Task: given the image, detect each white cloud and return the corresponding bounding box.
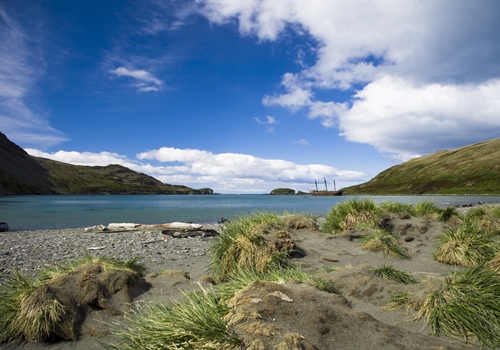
[255,115,277,132]
[109,66,164,92]
[198,0,500,159]
[339,76,500,159]
[26,146,366,193]
[0,7,67,149]
[294,139,308,146]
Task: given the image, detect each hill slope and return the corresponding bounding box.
[343,139,500,195]
[0,132,212,195]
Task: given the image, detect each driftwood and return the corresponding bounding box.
[87,246,106,250]
[140,238,167,245]
[322,257,339,262]
[161,229,219,238]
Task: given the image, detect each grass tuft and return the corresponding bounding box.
[379,202,414,216]
[438,206,460,222]
[369,264,418,284]
[38,254,146,282]
[361,229,410,259]
[434,221,496,267]
[0,271,38,343]
[385,291,411,311]
[0,255,146,344]
[413,200,441,218]
[209,212,292,282]
[416,267,500,347]
[485,252,500,271]
[111,288,241,350]
[321,198,381,234]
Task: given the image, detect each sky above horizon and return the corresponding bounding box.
[1,0,500,194]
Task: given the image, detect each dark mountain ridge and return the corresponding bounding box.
[0,132,212,195]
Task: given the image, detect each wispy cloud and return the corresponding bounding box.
[294,139,308,146]
[255,115,277,132]
[26,146,366,193]
[109,66,164,92]
[0,7,67,149]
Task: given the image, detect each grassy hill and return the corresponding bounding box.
[343,139,500,195]
[0,132,212,195]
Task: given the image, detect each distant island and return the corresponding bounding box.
[269,188,308,195]
[344,138,500,195]
[0,132,213,195]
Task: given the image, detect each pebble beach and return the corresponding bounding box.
[0,225,220,285]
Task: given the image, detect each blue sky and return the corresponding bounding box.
[1,0,500,194]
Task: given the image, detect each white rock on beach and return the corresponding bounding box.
[107,223,141,230]
[162,222,203,229]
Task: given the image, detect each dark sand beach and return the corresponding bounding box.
[0,204,493,349]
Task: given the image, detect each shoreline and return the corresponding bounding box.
[1,200,495,284]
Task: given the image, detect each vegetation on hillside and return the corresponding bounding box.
[37,158,213,195]
[343,138,500,195]
[269,188,296,195]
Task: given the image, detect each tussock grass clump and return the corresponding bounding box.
[361,229,410,259]
[464,206,500,235]
[385,291,426,313]
[416,267,500,347]
[0,271,38,343]
[413,200,441,218]
[438,206,460,222]
[111,288,241,350]
[434,221,496,267]
[209,212,293,282]
[38,254,146,282]
[386,291,412,311]
[485,252,500,271]
[465,206,487,221]
[0,255,145,344]
[369,265,418,284]
[489,205,500,220]
[379,201,414,216]
[321,198,381,234]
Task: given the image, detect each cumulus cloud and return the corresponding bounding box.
[109,66,164,92]
[339,76,500,160]
[197,0,500,159]
[0,7,67,149]
[26,147,366,193]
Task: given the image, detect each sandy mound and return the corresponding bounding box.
[229,280,474,350]
[16,262,139,342]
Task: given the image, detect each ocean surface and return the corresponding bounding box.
[2,194,500,231]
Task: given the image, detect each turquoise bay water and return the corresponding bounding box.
[1,194,500,231]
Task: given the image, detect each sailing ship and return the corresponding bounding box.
[310,178,343,196]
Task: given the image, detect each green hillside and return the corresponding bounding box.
[343,139,500,195]
[36,158,213,195]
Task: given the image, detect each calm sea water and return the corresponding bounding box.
[1,194,500,231]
